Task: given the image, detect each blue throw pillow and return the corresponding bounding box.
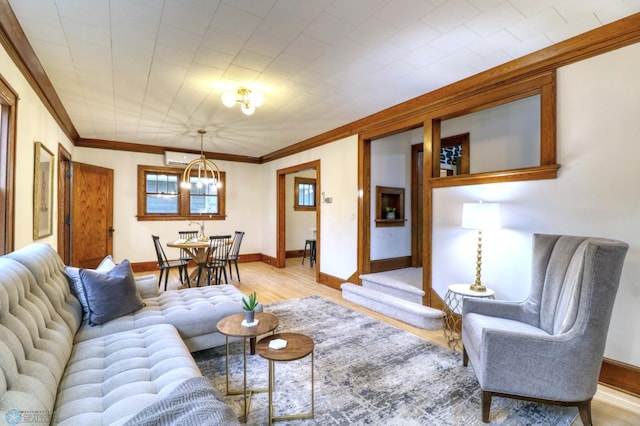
[65,255,117,319]
[79,259,144,326]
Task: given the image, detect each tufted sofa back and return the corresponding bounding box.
[0,244,83,424]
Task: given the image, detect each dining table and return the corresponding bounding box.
[167,237,233,286]
[166,238,210,286]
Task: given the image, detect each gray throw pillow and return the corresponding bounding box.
[65,255,117,318]
[79,259,144,326]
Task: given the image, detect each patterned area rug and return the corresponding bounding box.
[193,296,578,425]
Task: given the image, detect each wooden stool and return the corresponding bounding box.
[302,239,316,267]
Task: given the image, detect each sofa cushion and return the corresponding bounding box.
[54,324,202,426]
[74,284,255,351]
[65,255,118,319]
[79,260,144,326]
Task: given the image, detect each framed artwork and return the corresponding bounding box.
[33,141,54,239]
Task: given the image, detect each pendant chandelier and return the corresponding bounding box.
[180,130,222,189]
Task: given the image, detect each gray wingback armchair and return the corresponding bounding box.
[461,234,628,425]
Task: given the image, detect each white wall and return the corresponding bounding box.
[442,95,540,173]
[72,147,266,263]
[261,136,359,280]
[0,40,74,250]
[285,170,317,251]
[432,42,640,365]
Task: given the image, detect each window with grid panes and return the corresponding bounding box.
[137,165,226,220]
[294,177,316,211]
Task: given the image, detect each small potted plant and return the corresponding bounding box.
[385,206,396,219]
[242,291,259,324]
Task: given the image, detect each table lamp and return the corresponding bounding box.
[461,201,501,292]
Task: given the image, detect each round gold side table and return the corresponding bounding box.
[443,283,495,351]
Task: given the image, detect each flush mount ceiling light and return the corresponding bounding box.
[180,130,222,190]
[221,87,264,115]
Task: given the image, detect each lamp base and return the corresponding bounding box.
[469,283,487,292]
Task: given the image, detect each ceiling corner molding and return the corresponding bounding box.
[76,138,261,164]
[0,0,79,142]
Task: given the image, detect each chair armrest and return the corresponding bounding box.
[135,274,159,298]
[480,329,598,401]
[462,298,527,322]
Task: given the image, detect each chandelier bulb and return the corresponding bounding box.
[240,103,255,115]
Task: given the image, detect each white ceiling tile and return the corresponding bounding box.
[110,0,163,29]
[507,0,559,17]
[272,0,331,21]
[402,43,446,68]
[348,17,398,49]
[467,29,519,56]
[304,12,353,45]
[221,64,261,83]
[221,0,277,18]
[162,0,215,35]
[375,0,436,29]
[391,20,440,51]
[466,2,524,37]
[430,25,481,51]
[507,8,566,41]
[423,0,481,33]
[244,33,289,58]
[267,52,310,74]
[502,33,552,58]
[284,34,331,62]
[208,3,262,38]
[365,42,410,66]
[194,46,235,70]
[326,0,386,26]
[233,49,273,72]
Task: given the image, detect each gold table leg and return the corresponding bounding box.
[224,336,269,423]
[268,350,315,423]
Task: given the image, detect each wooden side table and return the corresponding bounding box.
[443,283,495,351]
[256,333,315,424]
[217,312,279,422]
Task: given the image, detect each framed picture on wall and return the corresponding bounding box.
[33,141,54,239]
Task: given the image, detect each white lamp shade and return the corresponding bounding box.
[240,103,255,115]
[221,91,237,107]
[461,202,501,230]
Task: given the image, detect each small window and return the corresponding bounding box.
[294,177,316,211]
[189,176,219,214]
[145,173,179,214]
[137,165,226,220]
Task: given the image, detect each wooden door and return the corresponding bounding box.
[57,145,72,264]
[71,162,114,268]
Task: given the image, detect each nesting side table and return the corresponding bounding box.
[217,312,279,422]
[256,332,315,424]
[443,283,495,351]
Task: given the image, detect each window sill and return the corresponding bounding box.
[137,214,226,221]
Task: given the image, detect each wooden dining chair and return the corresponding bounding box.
[202,235,232,285]
[152,235,190,290]
[227,231,245,281]
[177,230,198,282]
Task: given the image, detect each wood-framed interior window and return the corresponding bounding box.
[294,177,316,211]
[137,165,226,220]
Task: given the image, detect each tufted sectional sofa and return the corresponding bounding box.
[0,243,254,425]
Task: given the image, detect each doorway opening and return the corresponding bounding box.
[276,160,320,282]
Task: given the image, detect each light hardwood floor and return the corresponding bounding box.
[151,258,640,425]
